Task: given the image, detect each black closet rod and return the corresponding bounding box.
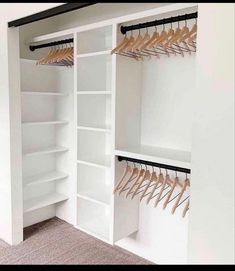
[120,12,198,35]
[29,38,74,52]
[117,156,191,174]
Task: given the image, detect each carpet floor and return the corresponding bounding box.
[0,217,152,265]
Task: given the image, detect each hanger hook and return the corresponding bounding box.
[126,160,129,167]
[175,170,178,178]
[159,167,162,174]
[152,165,155,172]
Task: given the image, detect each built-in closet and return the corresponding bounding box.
[16,3,199,264]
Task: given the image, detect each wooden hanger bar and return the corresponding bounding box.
[120,12,198,35]
[29,38,74,52]
[117,156,191,174]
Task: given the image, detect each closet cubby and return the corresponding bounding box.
[77,164,111,205]
[77,129,111,167]
[77,26,112,55]
[76,197,110,242]
[77,94,111,131]
[77,54,111,93]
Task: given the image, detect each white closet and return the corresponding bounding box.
[15,2,199,263]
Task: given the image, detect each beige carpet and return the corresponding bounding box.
[0,217,152,265]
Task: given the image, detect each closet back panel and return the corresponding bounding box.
[140,55,195,151]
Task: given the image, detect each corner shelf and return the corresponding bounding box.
[23,193,68,213]
[22,120,69,126]
[24,171,68,187]
[23,146,68,157]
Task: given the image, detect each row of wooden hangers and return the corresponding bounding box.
[111,18,197,60]
[37,43,74,67]
[114,161,190,218]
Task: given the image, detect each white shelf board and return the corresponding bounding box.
[24,193,68,213]
[77,50,111,58]
[21,91,68,96]
[77,192,110,207]
[23,146,68,157]
[24,171,68,187]
[77,125,110,133]
[22,120,69,126]
[77,91,111,95]
[115,145,191,169]
[76,215,110,242]
[77,155,111,169]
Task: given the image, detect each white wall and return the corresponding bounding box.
[188,3,235,264]
[0,3,63,245]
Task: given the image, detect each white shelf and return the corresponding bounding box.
[24,193,68,213]
[23,146,68,157]
[77,91,111,95]
[76,215,110,242]
[77,125,110,133]
[77,192,110,207]
[77,50,111,58]
[21,91,68,96]
[115,145,191,169]
[24,171,68,187]
[77,156,111,169]
[22,120,69,126]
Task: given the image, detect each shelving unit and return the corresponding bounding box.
[20,56,73,228]
[75,25,113,243]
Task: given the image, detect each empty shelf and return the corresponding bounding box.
[77,192,110,207]
[24,193,68,213]
[77,50,111,58]
[115,145,191,169]
[21,91,68,96]
[22,120,68,126]
[77,156,111,169]
[23,146,68,157]
[24,171,68,187]
[77,91,111,95]
[77,125,110,133]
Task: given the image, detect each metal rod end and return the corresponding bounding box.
[29,45,35,51]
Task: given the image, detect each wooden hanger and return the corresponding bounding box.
[118,164,139,195]
[139,167,158,201]
[163,174,181,209]
[113,162,132,193]
[111,33,130,55]
[130,166,151,199]
[154,170,172,208]
[124,167,145,197]
[146,169,164,205]
[182,199,190,218]
[37,46,55,65]
[179,21,197,43]
[172,177,190,214]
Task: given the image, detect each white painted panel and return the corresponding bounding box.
[188,4,235,264]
